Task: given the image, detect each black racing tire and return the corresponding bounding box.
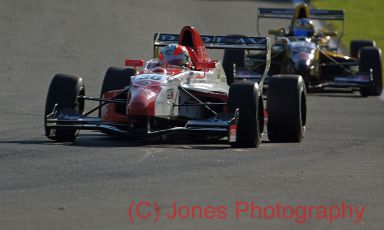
[359,47,382,96]
[350,40,375,58]
[227,81,263,148]
[44,74,85,142]
[222,35,246,86]
[99,67,135,116]
[267,74,306,142]
[100,67,135,96]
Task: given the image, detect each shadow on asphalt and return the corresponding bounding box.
[307,88,366,98]
[0,134,231,150]
[308,93,364,98]
[0,134,277,150]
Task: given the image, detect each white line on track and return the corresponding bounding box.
[380,92,384,102]
[137,148,164,163]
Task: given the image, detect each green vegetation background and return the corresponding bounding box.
[311,0,383,57]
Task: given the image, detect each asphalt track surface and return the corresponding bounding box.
[0,0,383,229]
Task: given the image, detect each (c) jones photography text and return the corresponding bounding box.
[128,200,365,224]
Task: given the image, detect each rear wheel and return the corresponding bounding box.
[359,47,382,96]
[99,67,135,116]
[44,74,85,142]
[227,81,263,148]
[267,74,306,142]
[350,40,375,58]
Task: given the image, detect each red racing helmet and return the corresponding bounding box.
[159,44,191,67]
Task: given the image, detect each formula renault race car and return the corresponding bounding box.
[44,26,307,147]
[248,4,382,96]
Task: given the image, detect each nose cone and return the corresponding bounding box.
[292,52,311,73]
[294,59,310,72]
[127,86,161,116]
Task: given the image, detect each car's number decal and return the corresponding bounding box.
[135,74,164,82]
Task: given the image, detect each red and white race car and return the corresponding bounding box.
[44,26,307,147]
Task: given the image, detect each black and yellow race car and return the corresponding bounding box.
[223,4,382,96]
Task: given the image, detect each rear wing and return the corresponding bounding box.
[257,8,344,20]
[154,33,269,51]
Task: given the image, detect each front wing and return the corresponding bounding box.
[46,109,239,140]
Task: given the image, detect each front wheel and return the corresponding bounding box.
[359,47,382,96]
[267,74,307,142]
[44,74,85,142]
[227,81,263,148]
[100,67,135,96]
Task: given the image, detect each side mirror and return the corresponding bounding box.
[125,59,144,68]
[317,30,337,37]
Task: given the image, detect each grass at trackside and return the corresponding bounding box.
[311,0,383,56]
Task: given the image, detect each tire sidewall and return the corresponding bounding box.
[359,47,382,96]
[44,74,84,141]
[228,81,261,147]
[267,75,306,142]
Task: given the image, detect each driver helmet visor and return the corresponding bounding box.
[293,28,312,36]
[164,58,186,66]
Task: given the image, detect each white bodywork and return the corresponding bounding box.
[130,61,229,119]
